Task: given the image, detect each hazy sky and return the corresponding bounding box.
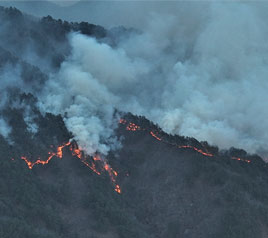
[0,1,209,28]
[1,1,267,29]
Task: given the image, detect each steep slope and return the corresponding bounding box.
[1,6,268,238]
[1,113,268,238]
[116,115,268,238]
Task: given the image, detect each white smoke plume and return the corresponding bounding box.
[38,36,122,155]
[38,1,268,156]
[0,118,12,142]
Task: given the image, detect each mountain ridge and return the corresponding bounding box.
[0,6,268,238]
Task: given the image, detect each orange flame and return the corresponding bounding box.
[21,141,71,169]
[120,118,252,164]
[69,147,121,193]
[150,131,162,141]
[119,118,127,124]
[178,145,213,157]
[114,184,121,194]
[126,122,141,131]
[231,156,251,163]
[57,141,71,158]
[95,154,121,193]
[16,117,253,197]
[18,141,121,194]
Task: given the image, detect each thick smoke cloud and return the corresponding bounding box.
[39,2,268,156]
[1,2,268,158]
[38,35,122,155]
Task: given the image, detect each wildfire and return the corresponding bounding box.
[14,117,253,196]
[21,141,71,170]
[231,157,251,163]
[57,141,71,158]
[119,119,141,131]
[120,118,252,164]
[150,131,162,141]
[119,118,127,125]
[19,141,121,194]
[126,122,141,131]
[114,185,121,194]
[178,145,213,157]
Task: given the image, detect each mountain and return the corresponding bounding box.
[1,6,268,238]
[1,111,268,238]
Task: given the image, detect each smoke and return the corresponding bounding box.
[37,1,268,156]
[0,64,21,109]
[0,118,12,142]
[0,51,47,141]
[19,103,39,134]
[1,2,268,157]
[38,35,122,155]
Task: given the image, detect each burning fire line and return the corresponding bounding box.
[178,145,213,157]
[13,118,251,195]
[231,157,251,163]
[21,141,71,169]
[120,119,251,163]
[18,142,121,194]
[150,131,162,141]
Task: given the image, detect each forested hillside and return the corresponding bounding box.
[1,6,268,238]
